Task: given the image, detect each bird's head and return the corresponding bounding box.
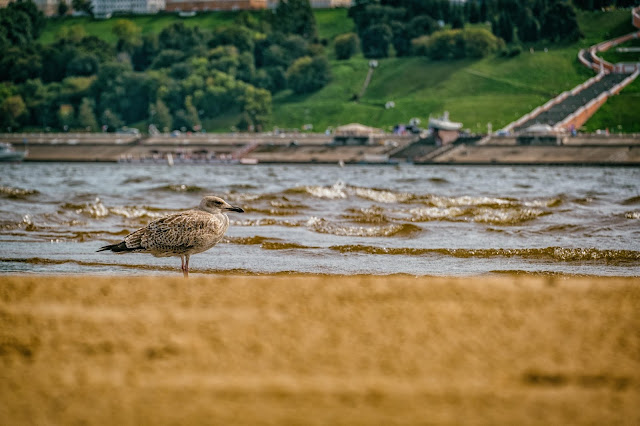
[199,196,244,214]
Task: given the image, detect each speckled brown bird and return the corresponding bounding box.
[97,196,244,277]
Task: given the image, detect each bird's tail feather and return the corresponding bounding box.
[97,241,136,253]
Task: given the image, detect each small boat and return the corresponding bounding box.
[428,112,463,131]
[0,143,27,162]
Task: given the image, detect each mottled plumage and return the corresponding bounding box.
[98,196,244,277]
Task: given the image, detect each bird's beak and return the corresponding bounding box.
[225,205,244,213]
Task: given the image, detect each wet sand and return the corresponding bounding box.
[1,274,639,425]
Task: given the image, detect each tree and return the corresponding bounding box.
[185,95,200,130]
[352,5,405,35]
[150,50,186,70]
[407,15,437,39]
[468,0,481,23]
[40,42,80,82]
[150,99,172,132]
[58,104,74,130]
[519,12,540,43]
[131,35,159,71]
[210,26,254,53]
[450,7,465,29]
[242,85,272,131]
[113,19,141,53]
[479,0,489,22]
[77,97,98,131]
[57,0,69,16]
[494,11,514,43]
[391,22,412,57]
[57,25,87,43]
[541,1,581,42]
[424,29,465,60]
[463,27,503,58]
[71,0,92,15]
[0,95,27,130]
[361,23,392,58]
[274,0,317,40]
[286,55,331,94]
[334,33,359,60]
[7,0,46,39]
[0,7,35,46]
[158,23,204,54]
[101,108,123,131]
[66,52,99,77]
[0,46,41,83]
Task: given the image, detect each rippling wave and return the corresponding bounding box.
[61,199,166,220]
[2,164,638,276]
[330,245,640,265]
[152,184,207,193]
[287,181,415,203]
[625,211,640,219]
[0,185,39,199]
[307,217,421,237]
[621,195,640,205]
[342,206,391,224]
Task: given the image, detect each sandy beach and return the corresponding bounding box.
[1,274,639,425]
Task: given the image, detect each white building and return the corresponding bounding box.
[91,0,165,18]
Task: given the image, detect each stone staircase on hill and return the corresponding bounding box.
[512,73,629,132]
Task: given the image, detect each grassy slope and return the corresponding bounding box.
[39,12,241,44]
[272,10,634,133]
[38,9,638,133]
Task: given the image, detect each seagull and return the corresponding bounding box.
[97,195,244,277]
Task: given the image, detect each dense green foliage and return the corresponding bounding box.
[334,32,359,60]
[349,0,585,59]
[412,28,503,60]
[0,0,329,132]
[0,1,638,134]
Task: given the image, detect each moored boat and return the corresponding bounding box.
[428,111,463,131]
[0,143,27,162]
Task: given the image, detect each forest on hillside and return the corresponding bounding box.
[0,0,638,133]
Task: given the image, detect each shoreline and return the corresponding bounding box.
[2,132,639,165]
[1,274,639,424]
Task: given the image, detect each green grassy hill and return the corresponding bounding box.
[39,8,639,133]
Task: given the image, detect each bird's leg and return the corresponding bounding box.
[184,255,190,278]
[181,255,187,277]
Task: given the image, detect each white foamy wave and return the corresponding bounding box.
[306,216,420,237]
[353,187,413,203]
[74,198,165,220]
[305,181,348,199]
[409,206,467,221]
[625,211,640,219]
[428,195,514,208]
[110,206,164,219]
[227,193,263,202]
[473,208,547,225]
[523,198,562,208]
[75,198,109,218]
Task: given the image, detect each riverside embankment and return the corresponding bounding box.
[2,132,639,165]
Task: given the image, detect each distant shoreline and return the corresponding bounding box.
[2,132,640,165]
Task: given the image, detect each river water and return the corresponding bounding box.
[1,163,639,276]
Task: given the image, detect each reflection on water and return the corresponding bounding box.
[1,163,639,276]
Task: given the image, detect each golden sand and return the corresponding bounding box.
[1,274,639,425]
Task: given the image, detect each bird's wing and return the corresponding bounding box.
[125,211,225,252]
